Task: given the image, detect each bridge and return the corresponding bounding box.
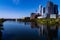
[0,18,22,23]
[0,13,42,25]
[3,19,17,22]
[0,18,28,27]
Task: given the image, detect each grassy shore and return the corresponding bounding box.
[0,18,60,25]
[36,18,60,25]
[18,18,60,25]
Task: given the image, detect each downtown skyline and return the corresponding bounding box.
[0,0,60,18]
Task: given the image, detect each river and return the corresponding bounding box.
[0,21,60,40]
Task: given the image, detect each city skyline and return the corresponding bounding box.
[0,0,60,18]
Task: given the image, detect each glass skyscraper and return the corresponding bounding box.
[46,1,58,18]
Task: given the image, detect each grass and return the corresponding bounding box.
[36,18,59,25]
[0,18,60,25]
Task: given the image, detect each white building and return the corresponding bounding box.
[58,15,60,18]
[38,5,43,15]
[37,5,46,18]
[50,14,56,18]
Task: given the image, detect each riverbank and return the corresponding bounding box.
[0,18,60,25]
[0,19,4,23]
[36,18,60,25]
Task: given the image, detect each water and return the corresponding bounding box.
[0,21,60,40]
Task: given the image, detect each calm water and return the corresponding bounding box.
[0,21,60,40]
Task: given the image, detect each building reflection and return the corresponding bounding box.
[30,22,46,36]
[24,22,30,26]
[30,22,58,40]
[47,25,58,40]
[30,22,39,28]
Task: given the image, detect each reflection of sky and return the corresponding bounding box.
[3,21,39,40]
[0,0,60,18]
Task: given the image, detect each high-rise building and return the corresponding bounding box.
[43,7,45,13]
[37,5,46,18]
[46,1,54,14]
[54,4,58,18]
[39,5,42,13]
[54,5,58,14]
[38,5,43,15]
[46,1,58,18]
[30,1,58,19]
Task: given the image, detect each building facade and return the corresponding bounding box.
[30,1,58,19]
[37,5,46,18]
[46,1,58,18]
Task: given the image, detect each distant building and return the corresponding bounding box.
[30,13,37,20]
[37,5,46,18]
[38,5,44,16]
[24,17,30,20]
[46,1,54,14]
[58,15,60,18]
[30,1,58,19]
[54,4,58,18]
[50,14,56,18]
[43,7,45,14]
[54,5,58,14]
[46,1,58,18]
[38,5,42,14]
[30,13,41,20]
[46,1,54,18]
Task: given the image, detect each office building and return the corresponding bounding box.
[46,1,58,18]
[37,5,46,18]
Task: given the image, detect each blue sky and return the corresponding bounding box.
[0,0,60,18]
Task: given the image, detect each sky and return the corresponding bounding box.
[0,0,60,18]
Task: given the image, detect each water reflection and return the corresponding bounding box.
[47,25,58,40]
[24,22,30,25]
[30,22,39,28]
[2,21,59,40]
[0,30,2,40]
[0,23,3,40]
[30,22,58,40]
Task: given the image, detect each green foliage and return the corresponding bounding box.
[0,19,4,23]
[36,18,59,25]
